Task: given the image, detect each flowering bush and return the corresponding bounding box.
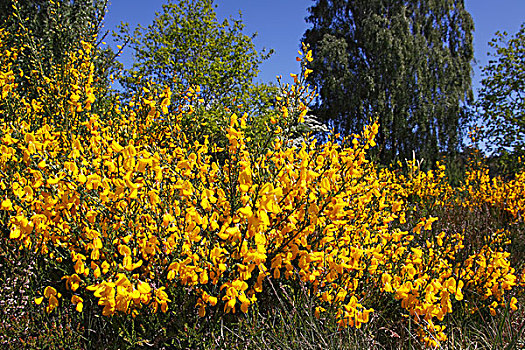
[0,26,523,348]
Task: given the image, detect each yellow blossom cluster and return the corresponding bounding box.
[462,163,525,221]
[0,30,522,348]
[398,155,525,225]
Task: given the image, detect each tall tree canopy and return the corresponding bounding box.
[0,0,117,99]
[303,0,474,165]
[476,23,525,156]
[0,0,109,69]
[119,0,277,148]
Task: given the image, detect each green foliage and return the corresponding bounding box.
[1,0,106,63]
[119,0,277,148]
[302,0,474,167]
[476,23,525,158]
[0,0,119,100]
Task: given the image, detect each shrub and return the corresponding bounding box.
[0,22,523,349]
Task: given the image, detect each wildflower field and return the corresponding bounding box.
[0,7,524,350]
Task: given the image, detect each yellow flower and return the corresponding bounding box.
[44,286,57,298]
[137,281,151,294]
[381,273,393,293]
[1,198,13,211]
[510,297,518,311]
[62,274,82,291]
[47,294,59,313]
[424,216,438,231]
[71,295,84,312]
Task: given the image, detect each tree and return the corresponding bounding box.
[0,0,119,108]
[0,0,112,71]
[120,0,277,147]
[302,0,474,166]
[476,23,525,157]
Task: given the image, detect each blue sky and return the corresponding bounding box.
[103,0,525,93]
